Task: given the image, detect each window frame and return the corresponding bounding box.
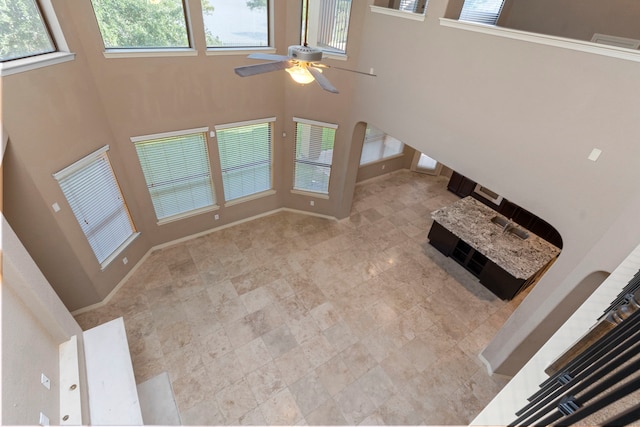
[369,5,426,21]
[214,117,276,205]
[359,125,405,166]
[90,0,196,57]
[131,127,218,225]
[303,0,353,58]
[53,145,139,270]
[292,117,338,196]
[0,0,75,77]
[203,0,275,54]
[458,0,505,26]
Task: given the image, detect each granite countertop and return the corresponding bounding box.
[431,197,561,279]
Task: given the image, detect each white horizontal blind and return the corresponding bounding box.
[294,119,336,194]
[360,125,404,165]
[54,147,136,265]
[459,0,504,25]
[215,119,273,202]
[316,0,352,53]
[398,0,418,13]
[134,130,215,221]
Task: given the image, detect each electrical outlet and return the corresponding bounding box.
[122,257,128,265]
[214,214,220,220]
[310,200,315,207]
[41,374,50,390]
[52,203,60,212]
[382,164,386,170]
[588,148,602,161]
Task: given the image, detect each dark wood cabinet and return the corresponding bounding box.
[429,221,531,300]
[499,201,563,248]
[479,261,526,300]
[451,240,488,278]
[427,221,459,256]
[447,171,477,198]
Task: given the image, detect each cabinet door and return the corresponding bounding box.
[428,222,459,257]
[498,200,519,219]
[447,171,476,198]
[447,171,464,193]
[479,261,526,300]
[458,177,477,198]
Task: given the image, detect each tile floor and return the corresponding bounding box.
[75,170,526,425]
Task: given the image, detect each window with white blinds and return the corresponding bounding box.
[132,128,216,223]
[303,0,352,54]
[398,0,427,14]
[53,146,137,268]
[459,0,505,25]
[293,118,337,194]
[215,118,274,202]
[359,125,405,165]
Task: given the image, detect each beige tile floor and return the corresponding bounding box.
[75,170,526,425]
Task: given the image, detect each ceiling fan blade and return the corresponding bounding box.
[247,53,293,62]
[234,60,293,77]
[308,66,339,94]
[310,62,376,77]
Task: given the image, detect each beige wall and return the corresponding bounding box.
[499,0,640,42]
[5,0,640,376]
[352,0,640,374]
[2,284,60,425]
[2,217,89,425]
[443,0,640,43]
[2,0,368,311]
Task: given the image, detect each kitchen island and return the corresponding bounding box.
[429,197,561,299]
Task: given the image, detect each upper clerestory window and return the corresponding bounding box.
[0,0,56,62]
[0,0,74,76]
[203,0,270,49]
[90,0,191,49]
[459,0,505,25]
[302,0,353,56]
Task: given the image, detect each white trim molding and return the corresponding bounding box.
[206,47,277,56]
[103,49,198,59]
[369,5,426,22]
[215,117,277,131]
[292,117,339,129]
[439,18,640,63]
[130,127,209,143]
[156,205,220,226]
[1,52,75,77]
[52,145,110,181]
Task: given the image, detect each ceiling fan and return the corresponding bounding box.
[234,44,376,94]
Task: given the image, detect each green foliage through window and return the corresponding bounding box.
[90,0,203,49]
[202,0,268,48]
[0,0,55,62]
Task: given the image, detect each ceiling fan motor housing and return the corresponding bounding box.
[288,45,323,62]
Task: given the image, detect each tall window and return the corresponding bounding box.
[398,0,428,14]
[293,117,337,194]
[359,125,405,165]
[202,0,269,48]
[1,0,56,62]
[215,118,274,202]
[132,128,216,223]
[53,146,138,268]
[459,0,505,25]
[302,0,352,55]
[90,0,190,49]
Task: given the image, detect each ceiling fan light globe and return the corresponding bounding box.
[286,65,315,85]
